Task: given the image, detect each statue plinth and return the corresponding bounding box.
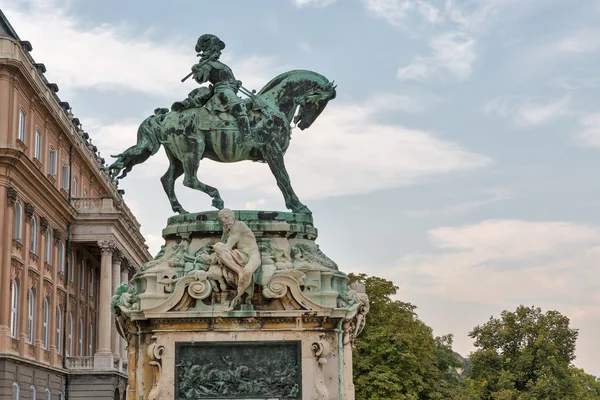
[113,210,369,400]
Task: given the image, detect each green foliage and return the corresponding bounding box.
[349,277,600,400]
[350,273,462,400]
[464,305,600,399]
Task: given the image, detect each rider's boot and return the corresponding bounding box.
[171,97,194,112]
[232,104,254,144]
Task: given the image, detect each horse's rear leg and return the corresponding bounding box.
[161,149,187,214]
[181,143,224,209]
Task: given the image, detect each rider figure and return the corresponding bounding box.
[172,34,253,140]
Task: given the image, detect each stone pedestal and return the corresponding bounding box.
[112,211,368,400]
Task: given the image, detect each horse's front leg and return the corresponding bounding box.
[263,148,311,214]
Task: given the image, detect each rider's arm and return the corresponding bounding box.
[192,62,210,85]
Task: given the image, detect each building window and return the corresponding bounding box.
[58,392,64,400]
[34,129,41,160]
[61,164,69,190]
[45,389,50,400]
[80,259,86,290]
[58,241,65,273]
[68,312,73,356]
[70,251,76,283]
[31,216,38,254]
[56,306,62,354]
[28,289,35,344]
[45,230,52,265]
[88,323,93,356]
[30,385,36,400]
[49,148,57,176]
[78,318,84,355]
[11,280,19,338]
[90,269,94,297]
[14,202,22,242]
[12,382,19,400]
[43,298,49,349]
[72,177,78,197]
[18,109,25,142]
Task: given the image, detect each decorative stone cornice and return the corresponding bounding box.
[24,202,34,219]
[112,252,124,264]
[7,186,17,206]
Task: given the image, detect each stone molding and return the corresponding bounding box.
[7,186,17,206]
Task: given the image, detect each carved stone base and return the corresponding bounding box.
[129,317,354,400]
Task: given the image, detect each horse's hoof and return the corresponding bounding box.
[212,198,225,210]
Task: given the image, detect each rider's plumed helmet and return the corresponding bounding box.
[195,34,225,54]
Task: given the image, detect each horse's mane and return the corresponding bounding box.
[258,70,331,95]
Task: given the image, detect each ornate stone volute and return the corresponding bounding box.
[147,335,166,400]
[40,217,49,234]
[53,229,63,243]
[98,240,116,255]
[24,202,34,220]
[7,186,17,206]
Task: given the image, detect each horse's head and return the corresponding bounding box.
[293,81,337,130]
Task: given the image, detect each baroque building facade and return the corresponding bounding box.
[0,10,152,400]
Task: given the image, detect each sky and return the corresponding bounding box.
[2,0,599,376]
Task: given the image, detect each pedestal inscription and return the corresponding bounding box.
[175,341,302,400]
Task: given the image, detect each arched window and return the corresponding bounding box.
[44,389,50,400]
[80,259,86,290]
[43,298,49,349]
[56,306,62,355]
[12,382,19,400]
[14,202,22,241]
[11,280,19,338]
[88,322,94,356]
[58,392,64,400]
[68,312,73,356]
[70,251,76,283]
[30,385,36,400]
[31,216,38,254]
[78,318,84,355]
[90,269,95,297]
[34,129,41,160]
[48,147,57,176]
[18,108,26,142]
[58,241,65,273]
[45,229,52,265]
[28,289,35,344]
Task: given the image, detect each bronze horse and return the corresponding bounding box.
[105,70,336,214]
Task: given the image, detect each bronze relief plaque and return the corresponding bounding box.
[175,341,302,399]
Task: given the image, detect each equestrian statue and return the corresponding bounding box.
[105,34,336,214]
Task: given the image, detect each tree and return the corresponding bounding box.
[350,273,462,399]
[465,305,600,399]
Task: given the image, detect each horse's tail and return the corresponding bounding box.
[107,108,168,180]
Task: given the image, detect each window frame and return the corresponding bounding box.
[12,382,19,400]
[72,176,78,197]
[34,129,41,160]
[18,108,26,142]
[14,202,22,242]
[28,288,35,344]
[68,312,73,356]
[45,229,52,265]
[58,241,65,274]
[78,318,84,355]
[56,306,62,355]
[43,297,49,349]
[31,216,38,254]
[88,322,94,356]
[30,385,36,400]
[48,148,57,176]
[11,280,19,338]
[61,164,69,190]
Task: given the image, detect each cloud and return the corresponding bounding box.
[576,113,600,147]
[293,0,337,7]
[485,95,572,126]
[556,28,600,54]
[393,219,600,309]
[87,93,490,204]
[404,187,512,218]
[2,1,282,99]
[397,32,476,81]
[244,199,267,210]
[362,0,419,26]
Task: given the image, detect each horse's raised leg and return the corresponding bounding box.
[263,148,311,214]
[181,140,225,209]
[161,148,187,214]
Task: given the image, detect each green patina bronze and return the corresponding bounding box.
[175,341,302,399]
[105,34,336,214]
